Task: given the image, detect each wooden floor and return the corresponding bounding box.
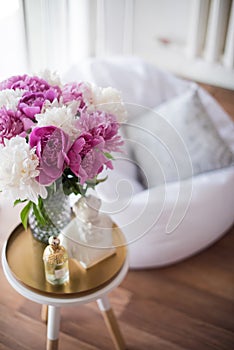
[0,83,234,350]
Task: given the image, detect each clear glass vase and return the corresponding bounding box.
[28,182,72,244]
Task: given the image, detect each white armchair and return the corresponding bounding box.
[64,56,234,268]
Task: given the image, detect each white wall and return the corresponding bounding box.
[95,0,234,89]
[133,0,191,53]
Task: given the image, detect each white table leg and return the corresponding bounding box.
[47,305,60,350]
[97,295,126,350]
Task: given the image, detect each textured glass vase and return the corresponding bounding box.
[28,182,71,244]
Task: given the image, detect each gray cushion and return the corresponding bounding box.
[125,87,234,188]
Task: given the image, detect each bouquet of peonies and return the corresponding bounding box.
[0,72,126,227]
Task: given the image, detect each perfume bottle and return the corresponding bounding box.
[43,236,69,285]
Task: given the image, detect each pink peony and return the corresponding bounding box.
[67,137,85,177]
[67,110,123,183]
[77,110,123,152]
[62,82,91,109]
[0,75,61,95]
[78,148,112,184]
[18,88,60,120]
[29,126,71,185]
[0,75,26,90]
[0,73,125,194]
[0,107,24,144]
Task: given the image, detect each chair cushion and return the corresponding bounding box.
[125,86,234,188]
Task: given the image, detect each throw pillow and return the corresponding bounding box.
[124,87,234,188]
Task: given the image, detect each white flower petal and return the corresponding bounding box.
[0,89,25,110]
[87,85,128,122]
[38,69,62,87]
[0,136,47,204]
[35,104,80,141]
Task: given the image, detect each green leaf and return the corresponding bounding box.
[38,196,45,212]
[104,152,114,160]
[32,200,48,226]
[20,201,32,230]
[86,176,108,188]
[61,168,108,197]
[14,199,27,206]
[96,176,108,184]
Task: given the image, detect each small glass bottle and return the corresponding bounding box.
[43,236,69,285]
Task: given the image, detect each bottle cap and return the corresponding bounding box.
[48,236,60,247]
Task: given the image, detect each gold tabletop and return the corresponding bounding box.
[6,224,127,297]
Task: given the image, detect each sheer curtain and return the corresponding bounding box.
[0,0,92,78]
[0,0,28,79]
[24,0,92,75]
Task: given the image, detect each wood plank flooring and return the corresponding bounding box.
[0,83,233,350]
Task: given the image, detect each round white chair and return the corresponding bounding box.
[64,56,234,268]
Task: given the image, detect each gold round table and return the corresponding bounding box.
[2,224,128,350]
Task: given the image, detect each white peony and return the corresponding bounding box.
[0,89,24,110]
[0,136,47,203]
[87,85,128,122]
[43,98,63,109]
[35,102,80,141]
[38,69,62,87]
